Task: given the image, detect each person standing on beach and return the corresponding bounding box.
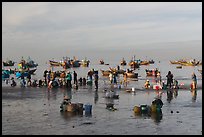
[109,72,113,84]
[66,71,72,89]
[43,69,48,86]
[123,73,127,87]
[166,71,173,88]
[94,72,99,89]
[73,71,78,85]
[191,72,197,89]
[27,72,32,86]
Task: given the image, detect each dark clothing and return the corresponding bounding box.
[82,78,86,85]
[192,74,197,88]
[73,71,78,85]
[38,79,43,87]
[79,77,83,86]
[66,73,72,88]
[43,70,48,86]
[152,98,163,108]
[166,71,173,88]
[94,74,99,89]
[27,73,32,86]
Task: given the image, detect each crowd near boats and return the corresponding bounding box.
[2,55,202,121]
[2,56,202,89]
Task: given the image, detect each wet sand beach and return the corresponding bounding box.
[2,83,202,135]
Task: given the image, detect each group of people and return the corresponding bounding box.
[44,69,99,90]
[144,70,197,90]
[6,67,198,91]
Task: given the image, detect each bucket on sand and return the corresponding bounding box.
[84,104,92,115]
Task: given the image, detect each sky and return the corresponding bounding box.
[2,2,202,61]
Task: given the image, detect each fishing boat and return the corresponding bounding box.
[148,59,155,64]
[80,58,90,67]
[179,61,200,66]
[124,72,138,78]
[170,59,187,65]
[26,57,38,68]
[71,60,81,67]
[109,67,125,75]
[100,69,111,76]
[145,69,160,77]
[120,58,127,66]
[49,60,61,66]
[140,61,150,65]
[3,60,15,66]
[100,60,104,65]
[129,61,140,69]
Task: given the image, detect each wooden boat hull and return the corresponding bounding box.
[3,61,15,66]
[101,70,111,76]
[125,72,138,78]
[129,61,140,68]
[140,61,150,65]
[145,69,160,76]
[49,60,61,66]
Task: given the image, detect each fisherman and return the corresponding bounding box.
[38,79,43,87]
[11,77,16,87]
[173,79,179,89]
[109,72,113,84]
[20,72,26,87]
[166,71,173,88]
[144,80,150,89]
[87,69,94,81]
[123,73,128,87]
[94,72,99,89]
[27,72,32,86]
[43,69,48,86]
[66,71,72,89]
[191,72,197,89]
[73,71,78,85]
[82,77,86,86]
[117,65,120,71]
[113,73,117,84]
[78,77,83,86]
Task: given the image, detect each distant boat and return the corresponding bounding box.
[71,60,80,67]
[148,59,155,64]
[3,60,15,66]
[120,58,127,66]
[49,60,61,66]
[100,69,111,76]
[145,69,160,77]
[26,57,38,68]
[80,58,90,67]
[100,60,104,65]
[129,61,139,69]
[124,72,138,78]
[139,61,150,65]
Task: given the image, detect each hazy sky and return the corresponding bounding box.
[2,2,202,60]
